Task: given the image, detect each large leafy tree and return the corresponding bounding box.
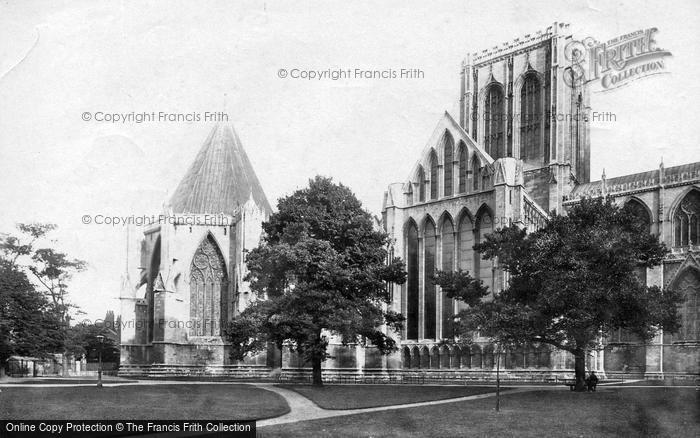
[225,176,406,385]
[0,259,64,374]
[434,197,683,391]
[0,223,86,325]
[1,223,87,375]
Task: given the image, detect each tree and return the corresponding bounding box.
[225,176,406,385]
[433,197,683,391]
[0,223,86,325]
[65,322,120,364]
[0,259,64,374]
[433,268,517,410]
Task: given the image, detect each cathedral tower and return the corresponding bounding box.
[459,22,590,212]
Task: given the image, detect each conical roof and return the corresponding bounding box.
[169,124,271,215]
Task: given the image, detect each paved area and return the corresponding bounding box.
[252,384,527,427]
[0,380,260,388]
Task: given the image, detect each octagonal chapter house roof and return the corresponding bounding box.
[169,123,272,216]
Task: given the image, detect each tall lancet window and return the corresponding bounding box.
[429,150,439,200]
[443,134,454,197]
[520,74,542,162]
[623,199,651,284]
[674,191,700,247]
[458,142,467,194]
[406,183,413,206]
[472,157,480,191]
[417,166,426,202]
[441,217,455,338]
[406,221,419,340]
[484,84,505,159]
[190,234,228,336]
[424,220,437,339]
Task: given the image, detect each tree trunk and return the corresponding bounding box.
[573,348,587,391]
[311,355,323,386]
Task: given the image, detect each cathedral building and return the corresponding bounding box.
[120,23,698,380]
[381,22,699,378]
[119,123,273,377]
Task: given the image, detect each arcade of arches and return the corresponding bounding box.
[401,344,554,370]
[397,190,700,374]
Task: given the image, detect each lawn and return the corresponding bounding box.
[2,378,138,384]
[1,384,289,420]
[278,384,500,409]
[261,388,699,437]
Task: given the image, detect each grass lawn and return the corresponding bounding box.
[2,378,138,384]
[262,388,699,437]
[1,384,289,420]
[278,384,500,409]
[603,379,700,386]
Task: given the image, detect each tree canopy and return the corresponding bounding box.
[225,176,406,385]
[433,197,683,390]
[0,259,64,370]
[0,223,86,325]
[0,223,88,373]
[65,322,120,363]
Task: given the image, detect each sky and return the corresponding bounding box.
[1,0,699,320]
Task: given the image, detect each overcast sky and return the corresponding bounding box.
[1,0,699,320]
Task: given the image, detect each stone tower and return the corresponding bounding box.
[459,22,590,213]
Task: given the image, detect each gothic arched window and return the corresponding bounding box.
[520,74,542,162]
[458,213,474,274]
[441,216,455,338]
[429,150,439,200]
[406,221,419,340]
[484,84,505,159]
[671,269,700,341]
[146,237,161,344]
[406,182,413,206]
[189,234,228,336]
[673,190,700,247]
[475,210,494,290]
[482,167,491,189]
[623,199,651,231]
[458,142,467,194]
[417,166,426,202]
[424,219,437,339]
[623,199,652,285]
[472,157,480,191]
[443,134,454,197]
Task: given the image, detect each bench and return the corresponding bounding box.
[565,379,599,391]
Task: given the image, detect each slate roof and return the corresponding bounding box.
[567,161,700,200]
[169,124,272,215]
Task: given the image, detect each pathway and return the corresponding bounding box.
[252,384,528,427]
[2,378,694,429]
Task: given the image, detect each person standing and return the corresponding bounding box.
[586,371,599,392]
